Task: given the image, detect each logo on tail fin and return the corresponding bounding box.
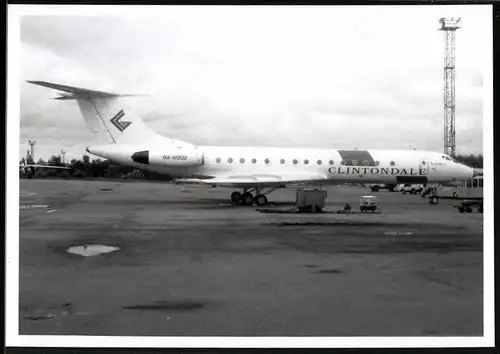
[110,110,131,132]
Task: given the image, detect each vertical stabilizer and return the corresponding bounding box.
[26,80,193,147]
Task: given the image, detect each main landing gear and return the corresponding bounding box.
[230,188,277,206]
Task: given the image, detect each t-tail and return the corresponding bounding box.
[26,80,192,147]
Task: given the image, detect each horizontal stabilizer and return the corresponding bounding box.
[26,80,143,99]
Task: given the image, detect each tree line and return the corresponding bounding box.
[453,154,483,169]
[20,154,167,180]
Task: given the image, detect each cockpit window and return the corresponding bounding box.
[441,155,456,162]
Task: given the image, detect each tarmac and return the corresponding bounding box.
[19,179,484,336]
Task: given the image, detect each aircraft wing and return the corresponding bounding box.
[199,172,329,188]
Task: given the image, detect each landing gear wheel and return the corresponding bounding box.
[429,196,439,205]
[371,185,380,192]
[255,194,268,206]
[241,192,254,206]
[231,191,242,203]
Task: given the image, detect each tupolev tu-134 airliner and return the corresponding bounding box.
[27,80,475,206]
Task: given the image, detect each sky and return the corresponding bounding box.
[16,5,490,162]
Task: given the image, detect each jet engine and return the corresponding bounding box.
[131,150,204,167]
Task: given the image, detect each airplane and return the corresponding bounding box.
[26,80,476,205]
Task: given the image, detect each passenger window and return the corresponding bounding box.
[228,158,233,163]
[293,159,298,164]
[252,158,257,164]
[264,158,270,164]
[304,159,309,165]
[375,161,380,166]
[216,157,221,163]
[317,160,322,165]
[280,159,285,164]
[362,160,369,166]
[390,161,395,166]
[352,160,358,166]
[341,160,345,165]
[329,160,334,165]
[240,158,245,163]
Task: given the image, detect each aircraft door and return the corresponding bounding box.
[419,159,428,175]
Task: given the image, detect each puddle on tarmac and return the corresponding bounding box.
[22,308,71,321]
[20,204,49,210]
[23,312,58,321]
[276,221,381,227]
[67,244,120,257]
[317,269,343,274]
[123,301,205,311]
[384,231,413,236]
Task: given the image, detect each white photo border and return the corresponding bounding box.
[6,3,495,348]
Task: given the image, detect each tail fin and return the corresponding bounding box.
[26,81,192,147]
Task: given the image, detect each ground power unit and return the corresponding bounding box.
[295,189,327,212]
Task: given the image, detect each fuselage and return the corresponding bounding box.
[87,144,474,185]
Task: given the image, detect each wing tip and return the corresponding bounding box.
[26,80,48,85]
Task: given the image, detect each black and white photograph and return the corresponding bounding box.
[6,3,494,348]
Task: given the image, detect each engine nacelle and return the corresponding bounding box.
[131,150,203,167]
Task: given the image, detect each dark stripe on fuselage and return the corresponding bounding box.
[396,176,428,184]
[337,149,375,166]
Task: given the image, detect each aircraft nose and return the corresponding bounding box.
[454,163,474,181]
[463,165,475,180]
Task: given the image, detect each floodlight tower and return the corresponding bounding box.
[61,150,66,164]
[439,17,461,157]
[28,140,36,161]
